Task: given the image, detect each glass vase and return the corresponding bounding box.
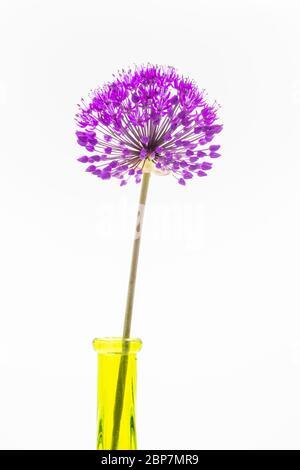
[93,337,142,450]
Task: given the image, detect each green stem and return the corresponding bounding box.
[123,171,151,338]
[111,171,151,449]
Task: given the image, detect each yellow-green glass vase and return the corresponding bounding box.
[93,337,142,450]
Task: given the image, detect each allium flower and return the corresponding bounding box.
[75,64,222,185]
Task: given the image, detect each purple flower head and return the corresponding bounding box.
[75,64,223,186]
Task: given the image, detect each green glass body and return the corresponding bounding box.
[93,337,142,450]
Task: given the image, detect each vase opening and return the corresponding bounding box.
[93,337,142,354]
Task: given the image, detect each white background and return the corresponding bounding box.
[0,0,300,450]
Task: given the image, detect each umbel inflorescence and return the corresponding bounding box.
[75,64,222,186]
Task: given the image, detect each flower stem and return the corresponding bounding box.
[111,171,151,449]
[123,171,151,338]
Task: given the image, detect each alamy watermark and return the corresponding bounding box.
[95,199,206,250]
